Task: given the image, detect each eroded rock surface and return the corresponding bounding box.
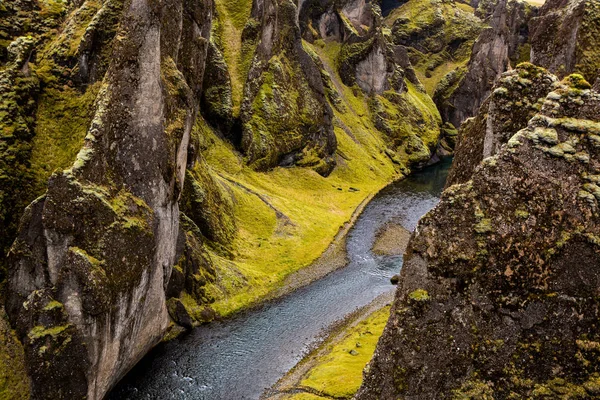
[436,0,536,128]
[530,0,600,83]
[447,62,557,186]
[6,0,214,398]
[358,73,600,399]
[241,0,337,175]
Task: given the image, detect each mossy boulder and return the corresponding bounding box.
[357,71,600,399]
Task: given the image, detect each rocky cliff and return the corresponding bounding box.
[435,0,536,128]
[6,0,214,398]
[447,62,557,186]
[530,0,600,84]
[357,69,600,399]
[0,0,446,397]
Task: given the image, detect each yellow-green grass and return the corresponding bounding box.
[200,117,398,316]
[285,394,329,400]
[415,58,468,96]
[213,0,254,115]
[524,0,545,5]
[197,40,404,316]
[297,306,391,398]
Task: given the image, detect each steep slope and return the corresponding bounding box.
[0,0,446,397]
[358,71,600,399]
[447,62,557,186]
[383,0,484,96]
[240,0,337,174]
[530,0,600,83]
[435,0,536,128]
[6,0,214,398]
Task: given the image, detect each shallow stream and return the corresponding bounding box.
[109,158,451,400]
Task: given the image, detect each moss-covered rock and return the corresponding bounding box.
[447,62,558,186]
[240,0,337,175]
[357,70,600,399]
[384,0,485,95]
[530,0,600,83]
[6,0,216,398]
[435,0,537,127]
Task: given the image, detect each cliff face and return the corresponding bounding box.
[530,0,600,84]
[241,0,337,175]
[435,0,536,128]
[383,0,484,100]
[358,71,600,398]
[6,0,213,398]
[446,63,557,187]
[0,0,446,397]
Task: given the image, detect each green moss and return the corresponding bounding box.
[387,0,484,94]
[29,82,101,193]
[474,218,493,234]
[28,325,70,341]
[563,74,592,90]
[42,301,63,311]
[0,312,30,400]
[409,288,430,302]
[213,0,255,114]
[452,379,494,399]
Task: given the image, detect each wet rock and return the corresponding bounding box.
[167,299,194,330]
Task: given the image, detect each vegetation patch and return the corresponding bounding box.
[295,306,391,399]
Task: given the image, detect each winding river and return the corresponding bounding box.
[109,158,451,400]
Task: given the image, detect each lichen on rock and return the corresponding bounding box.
[357,69,600,399]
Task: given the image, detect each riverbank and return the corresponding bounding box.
[108,160,451,399]
[263,292,393,400]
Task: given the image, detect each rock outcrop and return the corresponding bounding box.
[385,0,484,95]
[530,0,600,84]
[435,0,536,128]
[6,0,214,398]
[358,72,600,398]
[0,0,449,396]
[447,62,557,186]
[241,0,337,175]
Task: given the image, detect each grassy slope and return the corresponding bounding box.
[199,41,402,316]
[213,0,254,115]
[282,306,391,399]
[385,0,482,96]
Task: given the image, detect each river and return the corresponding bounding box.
[108,158,451,400]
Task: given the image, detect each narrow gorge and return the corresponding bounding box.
[0,0,599,399]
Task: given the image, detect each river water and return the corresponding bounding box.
[109,158,451,400]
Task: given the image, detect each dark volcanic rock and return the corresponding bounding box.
[447,62,557,186]
[358,73,600,398]
[436,0,536,128]
[530,0,600,84]
[6,0,214,398]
